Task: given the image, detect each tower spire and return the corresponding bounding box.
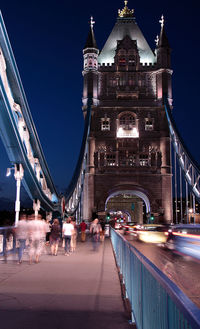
[159,15,164,29]
[158,15,170,48]
[90,16,95,28]
[82,16,99,107]
[83,16,98,49]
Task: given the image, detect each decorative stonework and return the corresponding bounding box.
[118,1,134,18]
[82,6,172,223]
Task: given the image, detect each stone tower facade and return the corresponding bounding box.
[82,4,172,223]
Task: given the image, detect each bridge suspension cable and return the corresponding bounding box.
[0,12,60,215]
[164,96,200,223]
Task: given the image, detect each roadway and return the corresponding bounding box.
[124,234,200,308]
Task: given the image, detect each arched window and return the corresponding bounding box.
[101,116,110,131]
[145,117,154,131]
[119,114,135,130]
[117,113,139,138]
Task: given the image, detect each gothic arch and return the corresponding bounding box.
[105,188,151,214]
[118,111,137,120]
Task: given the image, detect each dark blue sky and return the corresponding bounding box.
[0,0,199,210]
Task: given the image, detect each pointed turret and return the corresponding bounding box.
[156,15,172,103]
[156,15,171,68]
[158,26,170,48]
[82,17,99,108]
[84,17,98,49]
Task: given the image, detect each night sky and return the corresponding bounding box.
[0,0,199,210]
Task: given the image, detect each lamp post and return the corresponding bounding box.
[6,164,24,226]
[33,199,40,219]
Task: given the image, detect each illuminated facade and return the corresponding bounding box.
[82,3,172,222]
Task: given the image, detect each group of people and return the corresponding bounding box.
[15,214,79,263]
[14,215,106,263]
[15,213,49,264]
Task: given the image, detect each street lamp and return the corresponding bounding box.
[6,164,24,226]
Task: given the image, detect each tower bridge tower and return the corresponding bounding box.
[82,2,172,223]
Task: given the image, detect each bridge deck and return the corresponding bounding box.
[0,238,132,329]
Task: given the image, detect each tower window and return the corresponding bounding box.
[106,154,116,166]
[139,154,149,166]
[101,117,110,131]
[119,151,136,167]
[117,113,138,138]
[128,76,135,86]
[145,117,154,131]
[109,77,116,87]
[120,114,135,129]
[128,154,136,166]
[119,58,126,65]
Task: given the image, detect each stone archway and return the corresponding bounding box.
[105,189,151,223]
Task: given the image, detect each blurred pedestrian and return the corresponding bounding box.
[80,220,87,242]
[90,218,102,251]
[70,219,77,252]
[62,217,74,256]
[28,214,46,264]
[45,218,51,245]
[50,218,61,256]
[100,219,105,242]
[15,213,28,264]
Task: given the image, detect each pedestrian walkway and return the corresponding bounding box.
[0,238,133,329]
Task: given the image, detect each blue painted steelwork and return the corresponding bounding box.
[111,228,200,329]
[164,96,200,202]
[0,13,60,212]
[64,97,92,218]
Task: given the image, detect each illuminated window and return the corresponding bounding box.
[128,57,135,65]
[119,152,136,167]
[101,117,110,131]
[106,154,116,166]
[128,154,136,166]
[139,154,149,166]
[145,118,154,131]
[119,75,126,86]
[120,114,135,129]
[119,58,126,65]
[117,113,138,138]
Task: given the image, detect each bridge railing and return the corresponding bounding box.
[110,228,200,329]
[0,226,16,258]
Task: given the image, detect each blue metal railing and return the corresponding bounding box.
[111,228,200,329]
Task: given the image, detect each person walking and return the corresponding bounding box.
[70,218,77,252]
[28,214,46,264]
[15,213,28,264]
[90,218,102,251]
[62,218,74,256]
[50,218,61,256]
[100,219,106,242]
[80,220,87,242]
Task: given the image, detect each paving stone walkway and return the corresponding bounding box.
[0,238,133,329]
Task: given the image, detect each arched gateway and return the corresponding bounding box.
[105,190,151,213]
[105,189,151,223]
[82,3,172,223]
